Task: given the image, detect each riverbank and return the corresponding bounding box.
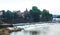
[0,27,24,35]
[0,28,10,35]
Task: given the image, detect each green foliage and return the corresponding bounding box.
[6,10,13,20]
[41,9,53,21]
[29,6,41,22]
[24,12,29,19]
[13,12,18,19]
[0,6,53,23]
[1,10,6,18]
[32,6,41,15]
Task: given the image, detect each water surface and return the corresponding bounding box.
[10,23,60,35]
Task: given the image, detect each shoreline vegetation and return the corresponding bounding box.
[0,6,53,35]
[0,6,53,24]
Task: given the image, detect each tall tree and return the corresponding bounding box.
[1,10,6,18]
[29,6,41,22]
[24,8,30,19]
[13,11,18,19]
[6,10,13,21]
[41,9,53,21]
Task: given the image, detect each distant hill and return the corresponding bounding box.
[52,15,60,18]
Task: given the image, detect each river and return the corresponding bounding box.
[10,22,60,35]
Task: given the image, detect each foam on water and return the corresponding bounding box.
[23,23,60,35]
[11,23,60,35]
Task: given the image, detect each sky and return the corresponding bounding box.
[0,0,60,15]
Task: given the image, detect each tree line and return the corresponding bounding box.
[0,6,53,24]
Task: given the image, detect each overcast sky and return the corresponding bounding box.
[0,0,60,15]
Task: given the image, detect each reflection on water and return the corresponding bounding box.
[30,31,39,35]
[11,30,40,35]
[10,23,60,35]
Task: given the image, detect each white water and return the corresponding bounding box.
[10,23,60,35]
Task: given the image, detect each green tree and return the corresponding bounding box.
[13,11,18,19]
[1,10,6,18]
[41,9,53,21]
[1,10,7,22]
[23,8,29,19]
[6,10,13,21]
[29,6,41,22]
